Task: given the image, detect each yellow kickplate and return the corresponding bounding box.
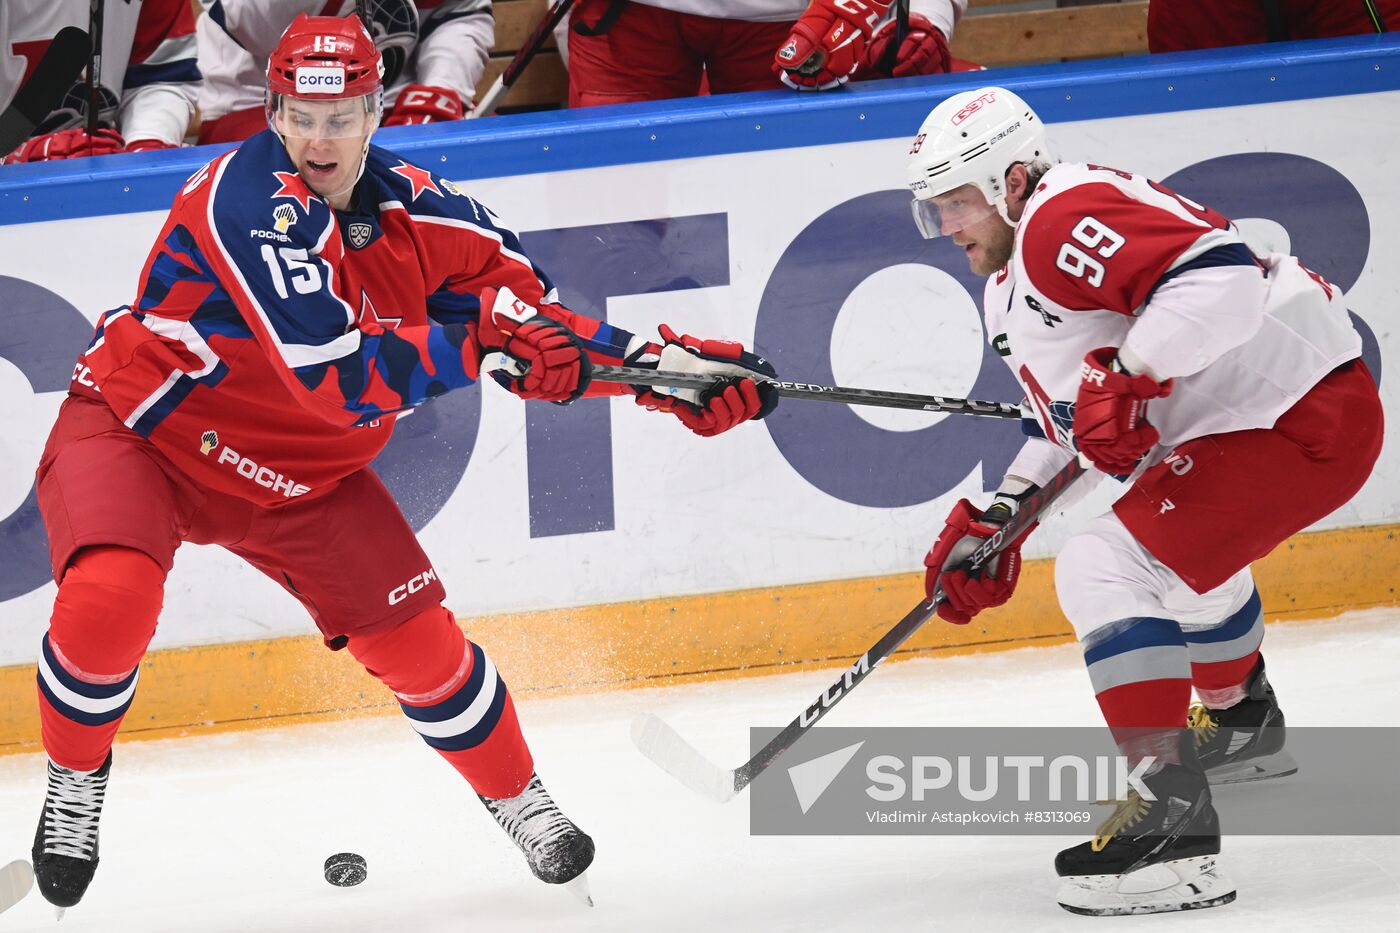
[0,523,1393,753]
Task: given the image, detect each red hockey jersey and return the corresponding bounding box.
[72,131,639,506]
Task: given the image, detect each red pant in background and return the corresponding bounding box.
[567,0,793,107]
[1150,0,1398,52]
[197,107,267,145]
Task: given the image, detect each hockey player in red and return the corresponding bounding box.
[29,13,777,913]
[907,87,1381,914]
[773,0,966,92]
[562,1,965,108]
[1149,0,1399,53]
[0,0,199,162]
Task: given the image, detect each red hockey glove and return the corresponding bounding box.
[124,138,178,153]
[630,324,779,437]
[384,84,467,125]
[858,14,951,79]
[774,0,892,90]
[3,127,125,163]
[924,497,1036,625]
[1072,347,1174,474]
[478,286,592,404]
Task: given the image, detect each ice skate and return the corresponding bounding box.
[1190,655,1298,785]
[32,753,111,914]
[1055,758,1236,916]
[480,772,595,904]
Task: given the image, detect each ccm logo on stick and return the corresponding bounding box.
[388,569,438,605]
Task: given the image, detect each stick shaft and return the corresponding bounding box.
[732,454,1088,792]
[87,0,104,135]
[0,27,92,154]
[472,0,578,118]
[591,364,1023,419]
[878,0,912,73]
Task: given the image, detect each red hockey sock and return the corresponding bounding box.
[348,606,533,799]
[39,547,165,771]
[1185,588,1265,709]
[1082,616,1193,767]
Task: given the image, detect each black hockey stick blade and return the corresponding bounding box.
[592,363,1023,419]
[0,27,91,156]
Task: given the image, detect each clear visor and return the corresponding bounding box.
[910,185,999,239]
[269,94,380,140]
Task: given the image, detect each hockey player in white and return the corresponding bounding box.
[0,0,199,161]
[907,87,1382,915]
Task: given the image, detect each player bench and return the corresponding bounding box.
[482,0,1151,112]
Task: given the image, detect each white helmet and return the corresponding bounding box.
[906,87,1053,238]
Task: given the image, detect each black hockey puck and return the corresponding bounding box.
[324,852,367,887]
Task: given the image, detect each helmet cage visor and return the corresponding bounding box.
[269,92,381,140]
[910,183,999,239]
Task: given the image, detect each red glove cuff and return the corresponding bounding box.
[125,138,177,153]
[384,84,466,125]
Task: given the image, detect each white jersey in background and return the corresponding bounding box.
[0,0,198,145]
[196,0,492,123]
[985,162,1362,487]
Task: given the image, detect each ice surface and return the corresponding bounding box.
[0,610,1396,931]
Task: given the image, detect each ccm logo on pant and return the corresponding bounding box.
[388,569,438,605]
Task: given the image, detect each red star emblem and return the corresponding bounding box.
[390,161,442,201]
[358,290,402,330]
[272,171,317,213]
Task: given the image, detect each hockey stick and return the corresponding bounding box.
[591,364,1023,419]
[471,0,579,118]
[87,0,105,136]
[632,453,1088,802]
[0,859,34,918]
[0,27,92,156]
[878,0,912,74]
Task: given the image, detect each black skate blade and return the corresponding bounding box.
[0,860,34,917]
[1207,749,1299,786]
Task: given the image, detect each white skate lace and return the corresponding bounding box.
[41,761,106,860]
[484,775,575,855]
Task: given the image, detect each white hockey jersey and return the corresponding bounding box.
[986,162,1362,488]
[0,0,198,145]
[196,0,492,122]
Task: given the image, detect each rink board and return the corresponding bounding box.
[0,37,1397,750]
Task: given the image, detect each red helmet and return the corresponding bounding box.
[267,13,384,101]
